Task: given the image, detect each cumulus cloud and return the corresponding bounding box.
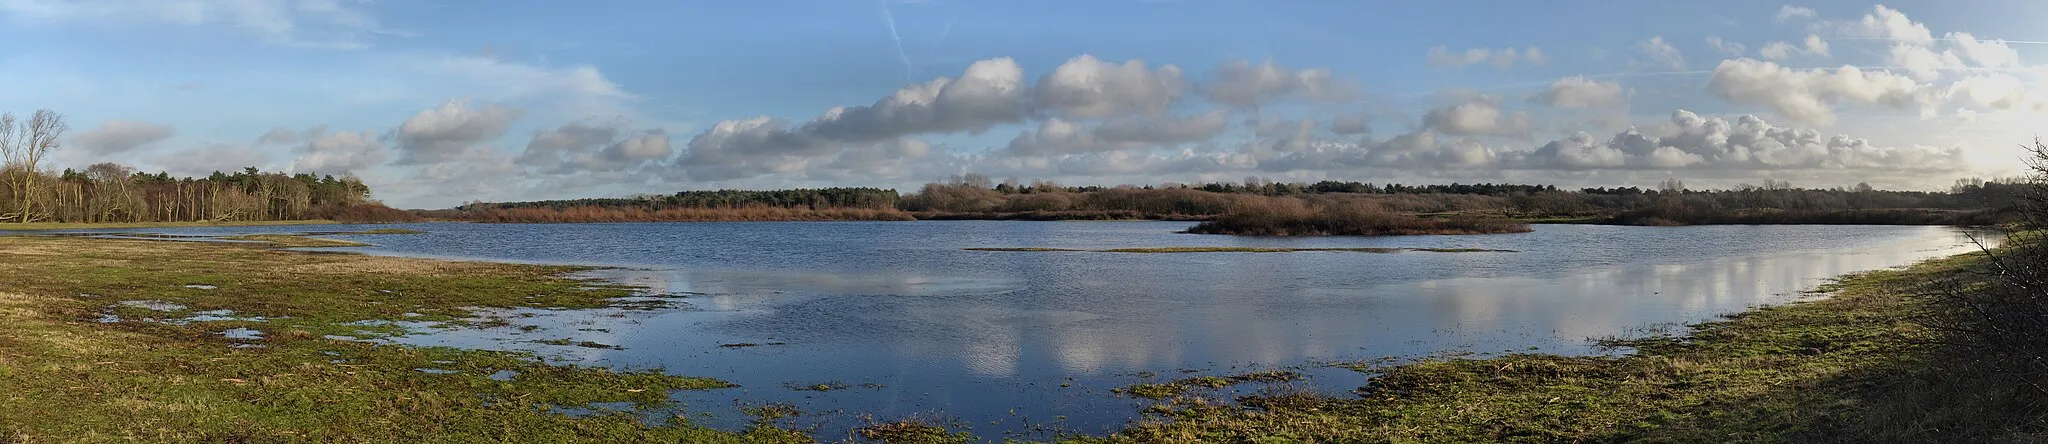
[1422,96,1533,137]
[1775,5,1817,23]
[391,100,524,165]
[1329,114,1371,135]
[70,120,172,155]
[1426,46,1548,69]
[145,143,278,177]
[1834,5,1933,44]
[1759,35,1830,60]
[801,57,1029,142]
[1634,36,1686,71]
[1001,111,1227,157]
[1705,36,1746,57]
[1001,118,1147,157]
[1946,74,2048,111]
[1534,76,1626,109]
[1707,58,1935,126]
[1033,55,1186,118]
[1204,59,1353,108]
[1514,110,1963,171]
[291,129,387,174]
[1820,5,2021,80]
[1248,109,1962,175]
[1092,110,1229,144]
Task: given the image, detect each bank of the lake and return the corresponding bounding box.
[0,235,803,442]
[1070,247,2030,443]
[1,228,2023,442]
[0,219,345,231]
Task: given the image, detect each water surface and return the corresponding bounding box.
[43,222,1999,439]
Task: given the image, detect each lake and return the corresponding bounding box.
[44,222,2000,439]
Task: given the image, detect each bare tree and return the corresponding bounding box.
[0,109,66,223]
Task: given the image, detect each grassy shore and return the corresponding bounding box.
[0,236,805,442]
[5,234,2030,443]
[1062,249,2034,443]
[0,219,345,231]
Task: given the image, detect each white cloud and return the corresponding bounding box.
[1092,110,1229,144]
[391,100,524,165]
[516,124,673,174]
[803,57,1029,142]
[1534,76,1626,109]
[418,55,635,120]
[1427,46,1547,69]
[1634,36,1686,71]
[1329,114,1371,135]
[70,120,172,155]
[1517,110,1963,171]
[1422,96,1533,137]
[1835,5,1933,44]
[1204,59,1353,108]
[1707,58,1935,126]
[1033,55,1186,118]
[291,129,387,174]
[1775,5,1817,23]
[1759,35,1830,60]
[1706,36,1746,57]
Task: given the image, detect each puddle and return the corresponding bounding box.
[220,328,265,340]
[95,313,121,323]
[489,370,519,381]
[118,300,188,311]
[416,368,459,375]
[183,284,218,290]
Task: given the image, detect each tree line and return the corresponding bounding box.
[0,109,411,224]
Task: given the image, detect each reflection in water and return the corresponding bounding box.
[85,222,1999,439]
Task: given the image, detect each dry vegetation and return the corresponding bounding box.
[1185,196,1531,236]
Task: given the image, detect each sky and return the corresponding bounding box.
[3,0,2046,208]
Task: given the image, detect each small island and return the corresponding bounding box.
[1183,198,1532,236]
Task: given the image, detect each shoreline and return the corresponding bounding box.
[0,219,346,231]
[0,233,2011,442]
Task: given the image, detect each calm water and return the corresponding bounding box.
[42,222,2000,439]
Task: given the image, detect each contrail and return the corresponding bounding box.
[879,0,912,83]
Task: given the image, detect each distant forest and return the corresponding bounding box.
[0,109,413,224]
[442,173,2029,226]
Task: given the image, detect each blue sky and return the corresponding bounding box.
[2,0,2044,208]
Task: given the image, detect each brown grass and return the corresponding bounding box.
[1187,196,1533,236]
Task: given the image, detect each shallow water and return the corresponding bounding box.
[52,221,2002,439]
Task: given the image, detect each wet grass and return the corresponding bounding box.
[853,418,975,444]
[0,236,805,442]
[1057,250,2022,443]
[1118,371,1302,399]
[967,247,1515,254]
[785,381,849,392]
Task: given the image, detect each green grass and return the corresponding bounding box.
[1118,370,1302,399]
[0,219,342,231]
[0,236,808,443]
